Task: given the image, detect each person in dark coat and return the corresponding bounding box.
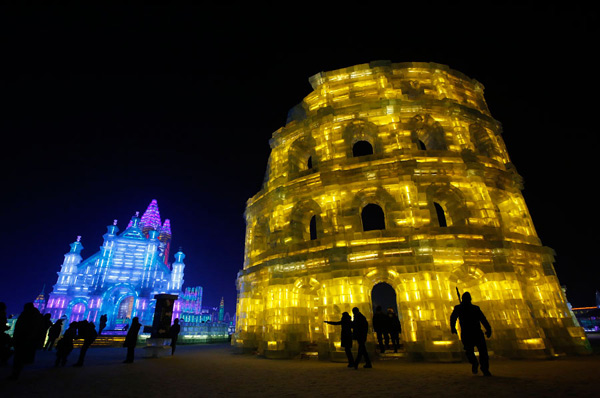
[123,317,141,363]
[387,307,402,353]
[55,322,77,367]
[9,303,43,379]
[450,292,492,376]
[0,302,13,365]
[351,307,372,369]
[98,314,107,335]
[45,319,63,351]
[324,312,354,367]
[0,302,8,333]
[372,306,389,353]
[170,318,181,355]
[73,320,97,366]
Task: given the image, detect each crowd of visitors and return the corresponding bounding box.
[2,291,493,379]
[0,301,182,380]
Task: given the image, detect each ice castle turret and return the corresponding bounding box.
[54,236,86,294]
[170,249,185,292]
[159,219,172,268]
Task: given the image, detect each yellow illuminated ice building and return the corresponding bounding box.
[233,61,590,361]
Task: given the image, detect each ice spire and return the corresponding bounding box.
[159,219,172,267]
[34,285,46,312]
[219,297,225,322]
[160,219,172,237]
[140,199,162,236]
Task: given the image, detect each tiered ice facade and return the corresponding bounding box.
[46,200,186,330]
[234,61,591,360]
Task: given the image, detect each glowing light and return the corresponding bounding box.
[432,341,454,346]
[46,200,200,334]
[234,61,590,360]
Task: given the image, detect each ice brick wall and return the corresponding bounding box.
[234,61,590,360]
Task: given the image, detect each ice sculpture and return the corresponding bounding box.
[46,200,185,329]
[233,61,590,360]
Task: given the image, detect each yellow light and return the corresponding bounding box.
[522,338,544,345]
[432,341,454,346]
[235,61,589,360]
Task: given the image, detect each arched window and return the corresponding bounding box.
[362,203,385,231]
[411,115,448,150]
[290,199,325,243]
[353,140,374,157]
[470,124,501,159]
[309,215,318,240]
[288,135,317,175]
[434,202,447,227]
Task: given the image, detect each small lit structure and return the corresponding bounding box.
[234,61,590,360]
[33,285,46,313]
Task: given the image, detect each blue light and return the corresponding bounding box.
[46,200,228,338]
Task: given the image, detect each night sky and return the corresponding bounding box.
[1,4,598,317]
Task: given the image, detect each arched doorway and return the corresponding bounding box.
[100,283,139,331]
[116,296,135,329]
[371,282,401,354]
[371,282,398,315]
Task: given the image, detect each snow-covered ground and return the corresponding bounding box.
[2,339,599,398]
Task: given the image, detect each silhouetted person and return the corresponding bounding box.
[123,323,129,332]
[9,303,43,379]
[170,318,181,355]
[0,302,8,333]
[387,307,402,353]
[351,307,372,369]
[372,306,389,353]
[0,302,13,365]
[55,322,77,367]
[73,320,97,366]
[98,314,107,335]
[45,319,64,351]
[324,312,354,367]
[450,292,492,376]
[123,317,141,363]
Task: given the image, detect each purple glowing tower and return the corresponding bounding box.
[141,199,162,236]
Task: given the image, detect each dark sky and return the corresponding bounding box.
[1,4,598,316]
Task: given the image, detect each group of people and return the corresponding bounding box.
[3,292,493,378]
[372,306,402,353]
[324,307,372,369]
[1,302,182,380]
[324,291,493,376]
[323,306,402,370]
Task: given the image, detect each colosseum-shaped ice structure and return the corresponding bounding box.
[233,61,590,361]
